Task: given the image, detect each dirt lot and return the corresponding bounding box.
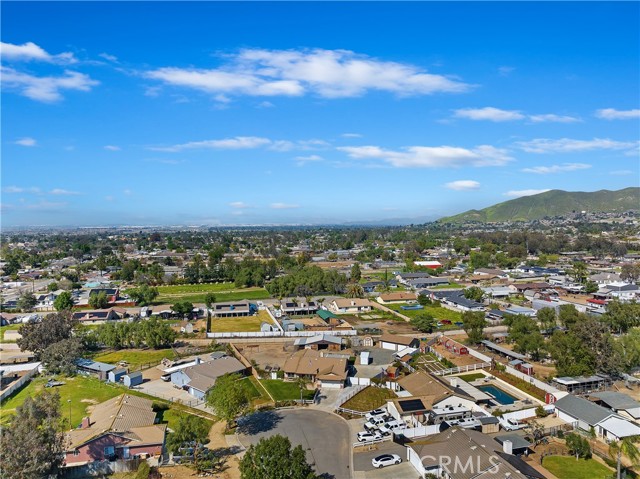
[235,342,295,369]
[430,341,483,366]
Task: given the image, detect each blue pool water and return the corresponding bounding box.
[477,385,517,405]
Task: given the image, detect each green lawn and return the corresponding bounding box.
[455,373,486,382]
[156,288,270,304]
[92,348,176,370]
[154,282,239,294]
[0,323,22,342]
[0,375,122,427]
[209,311,270,333]
[542,456,614,479]
[387,303,463,322]
[340,386,397,412]
[260,379,315,401]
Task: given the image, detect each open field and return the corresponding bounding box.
[153,283,270,304]
[209,310,271,333]
[260,379,315,401]
[387,303,463,322]
[0,323,22,342]
[0,375,121,426]
[542,456,614,479]
[92,348,177,369]
[340,386,397,411]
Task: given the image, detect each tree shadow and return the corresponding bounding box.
[236,410,282,435]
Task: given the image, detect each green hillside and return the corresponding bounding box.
[439,187,640,223]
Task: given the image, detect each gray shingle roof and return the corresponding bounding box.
[555,394,614,426]
[590,391,640,411]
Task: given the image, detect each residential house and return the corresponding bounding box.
[432,290,484,312]
[213,301,255,318]
[64,395,166,470]
[407,428,546,479]
[71,308,125,324]
[595,282,639,302]
[590,272,622,286]
[396,272,432,285]
[280,299,318,316]
[376,292,417,304]
[504,305,537,317]
[171,356,247,399]
[588,392,640,421]
[474,268,508,278]
[379,333,420,352]
[282,349,347,388]
[554,394,640,441]
[482,286,511,298]
[407,277,450,289]
[329,298,372,314]
[89,288,120,302]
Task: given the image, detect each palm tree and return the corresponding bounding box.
[296,376,311,402]
[609,436,640,479]
[346,282,365,299]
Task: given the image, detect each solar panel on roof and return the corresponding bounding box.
[398,399,425,412]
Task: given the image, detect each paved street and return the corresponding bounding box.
[237,409,350,479]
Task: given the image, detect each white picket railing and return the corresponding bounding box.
[207,330,357,339]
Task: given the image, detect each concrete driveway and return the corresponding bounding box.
[353,442,418,479]
[237,409,350,479]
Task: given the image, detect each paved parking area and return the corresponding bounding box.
[237,409,350,479]
[353,442,407,472]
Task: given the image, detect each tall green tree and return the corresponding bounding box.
[166,413,211,453]
[0,390,65,479]
[411,312,437,333]
[608,437,640,479]
[17,292,37,312]
[128,284,159,307]
[350,263,362,283]
[345,282,365,299]
[508,315,545,361]
[240,434,317,479]
[53,291,74,311]
[463,286,484,302]
[206,373,250,427]
[88,290,109,309]
[536,307,557,331]
[462,311,486,344]
[17,312,76,358]
[172,300,194,317]
[41,337,84,375]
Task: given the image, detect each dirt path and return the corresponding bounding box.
[206,421,242,479]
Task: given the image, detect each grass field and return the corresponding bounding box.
[260,379,315,401]
[340,386,397,412]
[387,303,463,322]
[92,348,177,369]
[153,283,270,304]
[0,323,22,342]
[542,456,614,479]
[209,310,271,333]
[0,375,122,426]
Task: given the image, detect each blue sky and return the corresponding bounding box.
[2,1,639,227]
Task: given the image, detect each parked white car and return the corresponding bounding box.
[357,431,382,442]
[372,454,402,468]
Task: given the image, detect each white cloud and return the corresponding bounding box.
[15,137,36,147]
[24,200,67,211]
[1,66,98,102]
[338,144,512,168]
[145,48,471,100]
[295,154,323,166]
[610,170,634,176]
[0,41,77,64]
[445,180,481,191]
[150,136,271,152]
[229,201,251,209]
[498,66,515,76]
[123,189,132,196]
[595,108,640,120]
[98,52,118,62]
[529,114,581,123]
[503,189,551,198]
[453,107,525,122]
[2,186,41,194]
[341,133,363,138]
[270,202,299,209]
[522,163,592,174]
[104,145,121,151]
[49,188,81,195]
[516,137,638,154]
[257,101,275,108]
[151,136,329,153]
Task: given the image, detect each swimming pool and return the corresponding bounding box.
[477,385,517,405]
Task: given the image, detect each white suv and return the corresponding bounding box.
[357,430,382,442]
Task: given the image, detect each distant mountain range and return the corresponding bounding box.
[438,187,640,223]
